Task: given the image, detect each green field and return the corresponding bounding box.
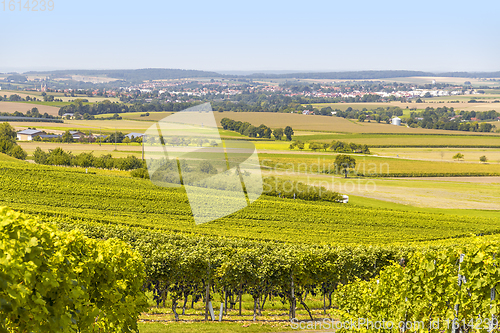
[260,152,500,175]
[291,133,500,146]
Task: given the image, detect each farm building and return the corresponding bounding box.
[39,134,61,140]
[391,117,402,126]
[69,131,86,140]
[16,129,45,141]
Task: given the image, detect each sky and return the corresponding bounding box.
[1,0,499,73]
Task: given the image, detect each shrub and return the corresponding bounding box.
[131,168,150,179]
[46,147,72,166]
[0,207,148,332]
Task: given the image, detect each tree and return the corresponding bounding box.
[284,126,294,141]
[75,152,95,168]
[8,145,27,160]
[46,148,71,166]
[62,131,74,143]
[309,142,322,151]
[335,154,356,178]
[262,127,272,139]
[0,123,27,160]
[480,155,488,163]
[123,137,131,145]
[273,128,284,141]
[453,153,464,161]
[199,161,217,174]
[33,147,48,164]
[0,123,16,141]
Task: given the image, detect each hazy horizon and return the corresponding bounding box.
[2,68,500,76]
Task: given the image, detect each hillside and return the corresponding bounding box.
[1,160,499,245]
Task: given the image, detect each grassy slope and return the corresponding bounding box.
[0,153,19,162]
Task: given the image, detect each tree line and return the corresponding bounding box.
[407,106,497,132]
[290,140,370,154]
[33,147,145,170]
[58,100,202,117]
[221,118,294,140]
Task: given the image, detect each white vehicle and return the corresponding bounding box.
[341,195,349,204]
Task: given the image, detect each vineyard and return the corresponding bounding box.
[0,159,498,244]
[335,239,500,332]
[3,156,500,331]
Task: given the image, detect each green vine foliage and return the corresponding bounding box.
[333,240,500,332]
[0,207,148,333]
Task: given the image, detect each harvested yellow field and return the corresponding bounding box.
[0,102,60,116]
[211,111,481,134]
[341,135,500,146]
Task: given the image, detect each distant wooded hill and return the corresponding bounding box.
[24,68,223,82]
[21,68,500,82]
